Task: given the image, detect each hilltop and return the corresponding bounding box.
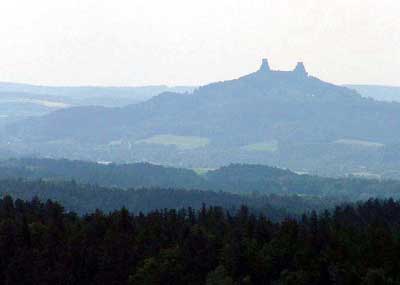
[3,59,400,177]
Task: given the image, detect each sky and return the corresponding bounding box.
[0,0,399,87]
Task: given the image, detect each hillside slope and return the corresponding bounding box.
[3,59,400,176]
[346,84,400,102]
[2,158,400,199]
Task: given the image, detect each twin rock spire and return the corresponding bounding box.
[259,58,308,76]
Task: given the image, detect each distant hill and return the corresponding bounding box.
[3,59,400,177]
[0,158,205,190]
[0,83,195,135]
[0,178,339,220]
[1,158,400,200]
[345,84,400,103]
[0,83,195,126]
[0,82,194,104]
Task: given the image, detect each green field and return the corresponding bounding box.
[192,167,215,175]
[334,139,384,147]
[241,141,278,152]
[135,134,210,150]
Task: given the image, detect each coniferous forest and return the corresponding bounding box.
[2,159,400,284]
[1,196,400,284]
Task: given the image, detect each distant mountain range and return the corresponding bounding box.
[0,82,194,127]
[2,59,400,178]
[0,82,194,104]
[345,84,400,103]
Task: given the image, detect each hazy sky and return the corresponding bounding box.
[0,0,399,86]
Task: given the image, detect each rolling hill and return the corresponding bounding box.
[0,83,195,127]
[346,84,400,103]
[3,59,400,177]
[1,158,400,200]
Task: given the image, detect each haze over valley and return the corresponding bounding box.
[2,1,400,283]
[2,59,400,179]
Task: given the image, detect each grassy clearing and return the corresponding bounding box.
[334,139,384,147]
[135,134,210,150]
[192,168,215,175]
[351,172,381,179]
[241,141,278,152]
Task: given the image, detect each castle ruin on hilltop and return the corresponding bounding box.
[258,58,308,77]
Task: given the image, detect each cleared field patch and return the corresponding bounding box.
[241,141,278,152]
[351,172,381,179]
[135,134,209,150]
[333,139,384,148]
[192,168,215,175]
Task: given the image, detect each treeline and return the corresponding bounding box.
[2,158,400,199]
[0,179,339,219]
[1,196,400,284]
[0,158,206,189]
[206,164,400,198]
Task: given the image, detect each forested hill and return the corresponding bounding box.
[0,158,206,190]
[5,59,400,177]
[2,158,400,199]
[0,179,338,218]
[8,59,400,145]
[2,195,400,284]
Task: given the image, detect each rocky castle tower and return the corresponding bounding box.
[257,59,308,77]
[293,62,308,76]
[258,58,271,72]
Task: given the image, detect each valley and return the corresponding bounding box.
[2,60,400,179]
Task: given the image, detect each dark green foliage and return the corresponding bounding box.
[206,164,400,198]
[2,196,400,284]
[0,158,206,189]
[0,178,336,219]
[2,158,400,200]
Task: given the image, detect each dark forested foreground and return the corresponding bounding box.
[2,196,400,284]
